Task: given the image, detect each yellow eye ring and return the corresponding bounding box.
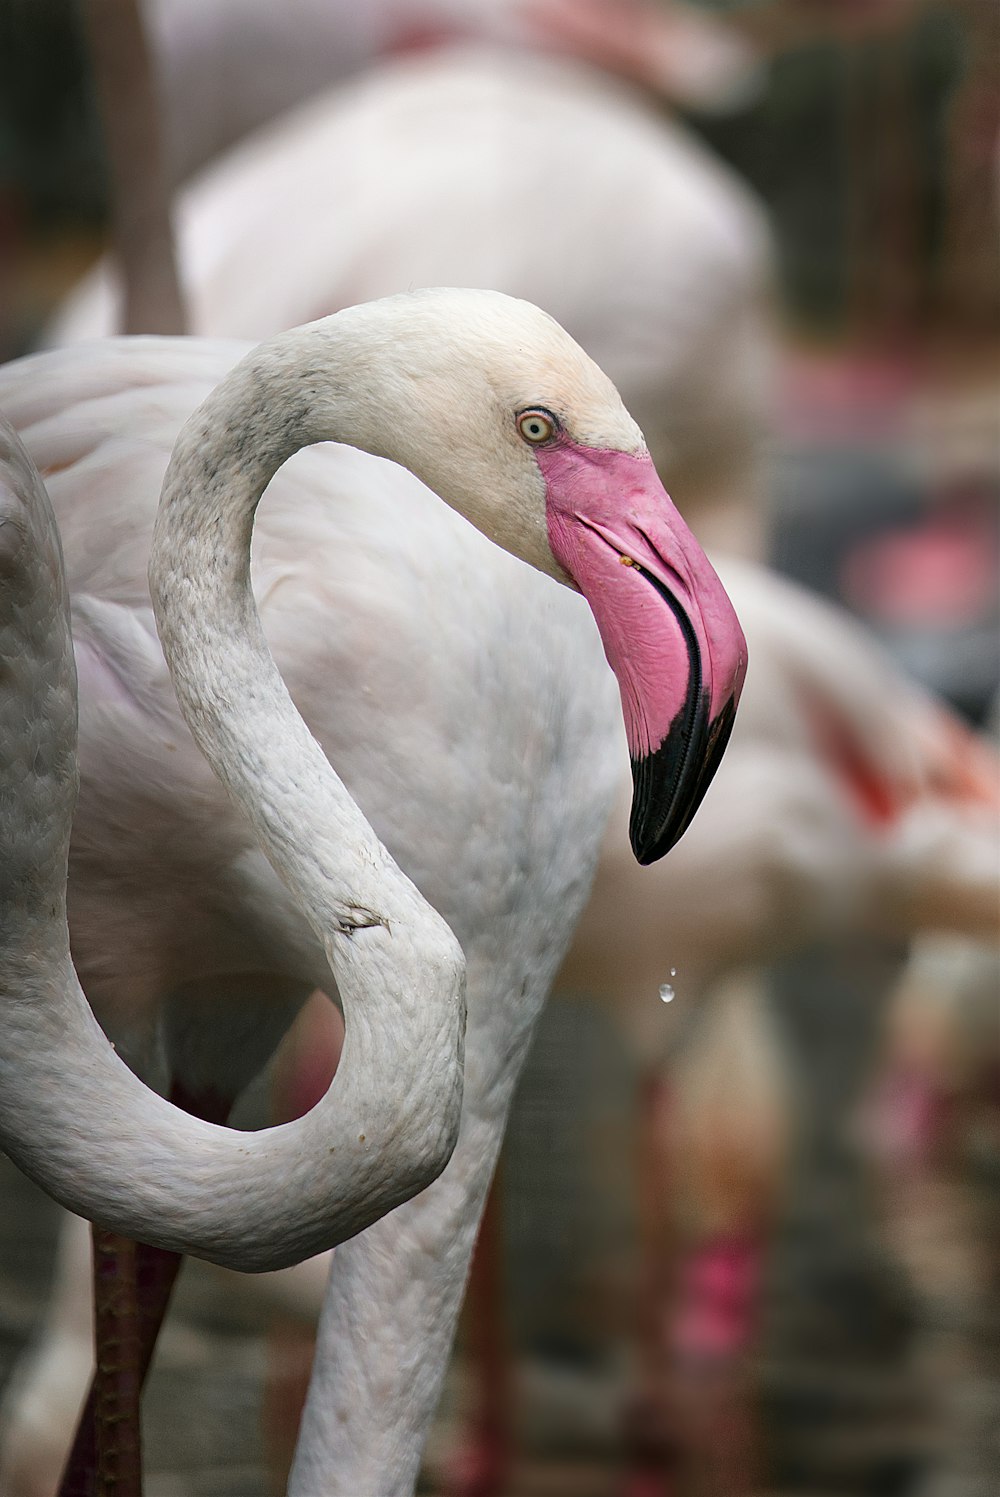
[517,409,557,445]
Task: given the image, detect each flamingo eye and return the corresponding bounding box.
[517,409,557,445]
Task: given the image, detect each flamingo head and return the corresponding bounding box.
[353,289,749,863]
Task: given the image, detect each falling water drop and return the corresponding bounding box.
[659,983,675,1003]
[669,967,677,977]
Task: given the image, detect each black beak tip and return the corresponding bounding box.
[628,694,739,866]
[628,795,688,866]
[630,829,668,867]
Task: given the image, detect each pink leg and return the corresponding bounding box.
[671,1235,762,1366]
[262,1318,317,1497]
[57,1086,231,1497]
[59,1238,185,1497]
[669,1233,764,1496]
[92,1229,142,1496]
[622,1075,679,1497]
[625,1074,768,1496]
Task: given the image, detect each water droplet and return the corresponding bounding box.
[659,983,675,1003]
[669,967,677,977]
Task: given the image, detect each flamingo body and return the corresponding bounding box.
[0,289,745,1492]
[3,330,620,1085]
[141,0,763,183]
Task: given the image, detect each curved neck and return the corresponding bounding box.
[1,374,468,1270]
[150,317,412,948]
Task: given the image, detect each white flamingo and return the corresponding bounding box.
[453,557,1000,1494]
[867,685,1000,1169]
[18,42,771,1483]
[564,566,998,1474]
[855,702,1000,1497]
[138,0,762,183]
[566,560,999,1020]
[0,289,745,1493]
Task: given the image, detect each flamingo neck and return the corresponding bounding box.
[0,394,467,1272]
[148,313,429,952]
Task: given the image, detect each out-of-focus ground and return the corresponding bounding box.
[0,0,997,1493]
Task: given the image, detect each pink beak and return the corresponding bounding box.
[539,440,747,864]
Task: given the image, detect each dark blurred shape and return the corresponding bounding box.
[0,0,106,356]
[0,0,105,218]
[81,0,186,332]
[693,0,1000,349]
[773,441,999,722]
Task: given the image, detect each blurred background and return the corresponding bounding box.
[0,1,997,1494]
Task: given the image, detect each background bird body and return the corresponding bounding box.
[561,554,999,1060]
[141,0,763,184]
[53,48,775,557]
